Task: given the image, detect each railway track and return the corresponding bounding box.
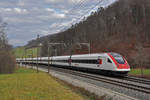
[48,67,150,94]
[123,76,150,85]
[22,64,150,94]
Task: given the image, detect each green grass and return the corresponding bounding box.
[15,68,36,73]
[13,47,38,58]
[129,68,150,75]
[0,68,85,100]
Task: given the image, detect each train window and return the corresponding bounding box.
[71,59,98,64]
[107,58,112,63]
[110,53,125,64]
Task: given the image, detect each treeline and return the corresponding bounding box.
[0,20,16,74]
[26,0,150,68]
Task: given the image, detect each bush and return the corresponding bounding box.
[0,51,16,74]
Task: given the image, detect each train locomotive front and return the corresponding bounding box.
[107,53,130,76]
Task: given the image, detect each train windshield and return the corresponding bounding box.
[110,53,125,64]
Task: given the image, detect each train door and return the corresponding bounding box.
[51,57,53,65]
[68,55,72,66]
[97,56,107,69]
[97,56,103,67]
[105,57,114,71]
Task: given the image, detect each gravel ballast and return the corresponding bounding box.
[49,70,138,100]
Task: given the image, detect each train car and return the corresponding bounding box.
[16,52,130,76]
[50,53,130,76]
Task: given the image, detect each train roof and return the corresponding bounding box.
[17,52,120,59]
[51,53,108,58]
[71,53,108,57]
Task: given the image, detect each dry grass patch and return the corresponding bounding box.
[0,68,85,100]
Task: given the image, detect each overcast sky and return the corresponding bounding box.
[0,0,116,46]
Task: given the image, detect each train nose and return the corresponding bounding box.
[118,64,130,69]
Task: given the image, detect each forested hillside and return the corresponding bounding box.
[26,0,150,68]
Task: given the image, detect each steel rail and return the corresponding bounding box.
[123,76,150,85]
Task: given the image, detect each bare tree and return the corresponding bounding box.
[135,43,149,77]
[0,19,15,74]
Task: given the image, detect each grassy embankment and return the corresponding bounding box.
[129,68,150,76]
[0,68,87,100]
[14,47,38,58]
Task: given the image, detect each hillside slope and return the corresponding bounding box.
[26,0,150,68]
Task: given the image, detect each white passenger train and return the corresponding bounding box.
[16,52,130,76]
